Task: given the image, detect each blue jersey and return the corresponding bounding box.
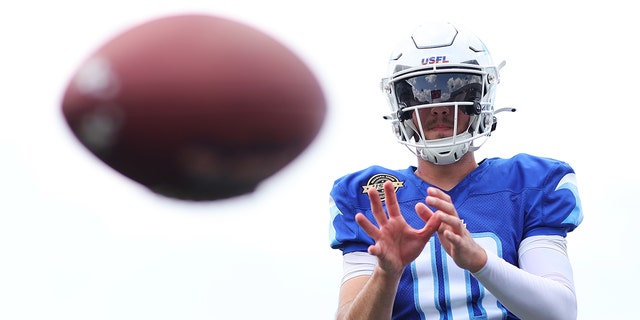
[329,153,583,320]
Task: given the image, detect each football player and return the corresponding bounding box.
[329,22,582,320]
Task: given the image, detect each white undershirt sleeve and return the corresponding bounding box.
[472,235,577,320]
[341,251,376,284]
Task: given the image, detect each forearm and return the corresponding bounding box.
[472,245,577,320]
[337,266,401,320]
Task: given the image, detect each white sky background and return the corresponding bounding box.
[1,1,636,319]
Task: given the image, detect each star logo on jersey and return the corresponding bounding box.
[362,174,404,201]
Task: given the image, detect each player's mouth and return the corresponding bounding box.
[426,123,453,131]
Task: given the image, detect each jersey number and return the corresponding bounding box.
[411,234,507,319]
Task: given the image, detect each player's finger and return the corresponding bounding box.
[442,229,462,245]
[415,202,433,221]
[427,187,452,202]
[426,188,457,218]
[367,187,388,227]
[355,213,381,239]
[416,202,441,236]
[382,181,402,218]
[438,213,467,233]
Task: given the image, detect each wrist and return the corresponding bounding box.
[468,247,488,273]
[373,264,404,284]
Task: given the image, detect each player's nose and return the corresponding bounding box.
[430,105,451,115]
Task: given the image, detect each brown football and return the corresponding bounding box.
[61,14,326,201]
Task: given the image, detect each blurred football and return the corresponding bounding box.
[61,14,326,201]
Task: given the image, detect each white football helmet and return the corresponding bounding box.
[381,22,513,165]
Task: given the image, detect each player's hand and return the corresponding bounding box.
[422,187,487,273]
[355,181,441,276]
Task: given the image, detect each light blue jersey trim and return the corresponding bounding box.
[328,197,342,247]
[555,173,584,226]
[411,260,428,320]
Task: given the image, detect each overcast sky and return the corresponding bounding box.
[1,1,637,319]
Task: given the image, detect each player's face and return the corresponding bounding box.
[413,105,470,140]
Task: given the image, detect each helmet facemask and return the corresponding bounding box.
[383,65,498,165]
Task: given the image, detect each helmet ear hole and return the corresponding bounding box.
[477,115,497,133]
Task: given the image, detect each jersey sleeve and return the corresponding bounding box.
[328,172,374,254]
[523,158,583,238]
